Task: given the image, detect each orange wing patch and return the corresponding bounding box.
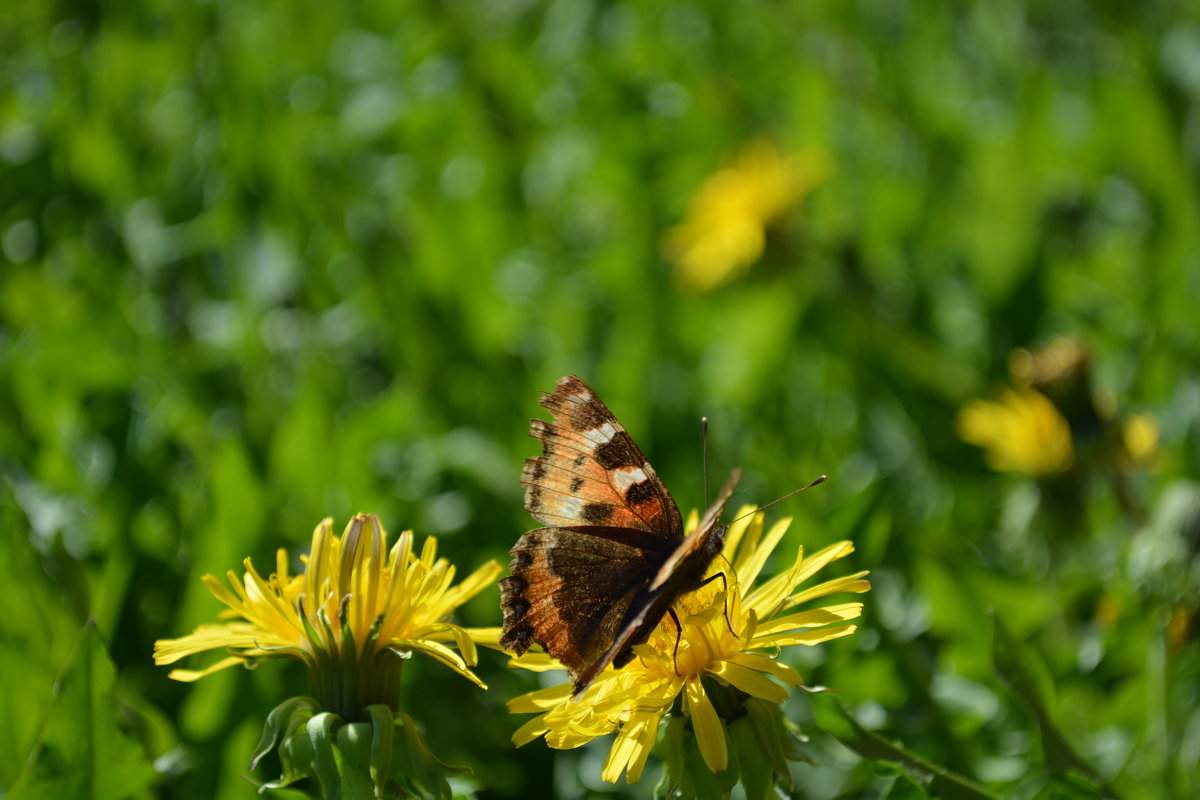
[520,376,681,538]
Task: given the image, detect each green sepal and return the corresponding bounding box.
[365,704,394,791]
[252,702,469,799]
[250,696,320,772]
[726,697,812,799]
[712,721,740,797]
[307,711,345,800]
[744,697,795,782]
[731,721,766,799]
[262,729,316,792]
[654,716,689,798]
[729,713,771,800]
[392,711,468,800]
[683,738,726,800]
[297,607,327,662]
[657,684,815,799]
[654,715,726,800]
[334,723,377,800]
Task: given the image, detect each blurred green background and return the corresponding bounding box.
[2,1,1198,798]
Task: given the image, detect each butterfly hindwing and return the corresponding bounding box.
[521,375,682,539]
[498,525,673,678]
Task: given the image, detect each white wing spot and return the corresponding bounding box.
[557,495,585,518]
[612,467,647,491]
[583,422,618,444]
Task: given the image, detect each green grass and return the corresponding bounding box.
[1,1,1198,798]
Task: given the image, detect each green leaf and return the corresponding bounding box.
[991,614,1122,799]
[990,612,1057,716]
[8,620,156,800]
[0,529,80,788]
[808,693,1002,800]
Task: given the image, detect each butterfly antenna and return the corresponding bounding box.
[701,417,710,509]
[730,475,827,525]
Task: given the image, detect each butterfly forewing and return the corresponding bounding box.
[521,375,682,538]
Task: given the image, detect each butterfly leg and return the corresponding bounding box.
[667,607,684,675]
[696,572,737,637]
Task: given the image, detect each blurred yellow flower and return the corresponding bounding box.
[1167,604,1194,652]
[154,514,501,716]
[488,507,868,784]
[1009,337,1090,393]
[663,139,831,292]
[957,388,1074,476]
[1009,337,1098,427]
[1120,413,1161,470]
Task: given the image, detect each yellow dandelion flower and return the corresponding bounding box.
[490,507,869,784]
[957,388,1074,477]
[663,138,832,293]
[154,513,501,717]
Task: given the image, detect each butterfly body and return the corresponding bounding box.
[499,375,739,696]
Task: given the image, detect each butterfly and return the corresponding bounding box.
[499,375,742,696]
